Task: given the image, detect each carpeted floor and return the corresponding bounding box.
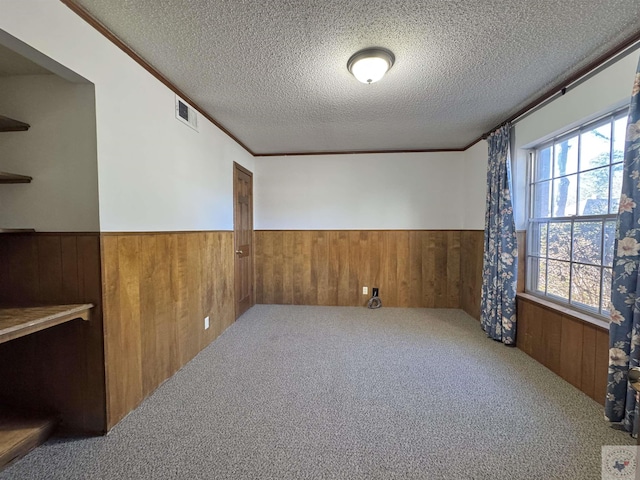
[0,305,633,479]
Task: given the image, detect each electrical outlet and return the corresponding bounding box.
[363,286,368,295]
[204,316,210,330]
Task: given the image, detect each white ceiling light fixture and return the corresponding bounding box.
[347,47,395,84]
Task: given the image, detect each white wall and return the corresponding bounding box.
[0,1,254,232]
[0,74,99,231]
[257,50,639,234]
[512,49,640,229]
[6,2,631,234]
[255,152,467,230]
[462,140,488,230]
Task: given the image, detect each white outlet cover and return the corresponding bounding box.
[204,316,210,329]
[363,286,368,295]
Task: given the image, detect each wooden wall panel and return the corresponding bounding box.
[594,328,609,405]
[460,230,484,320]
[255,230,461,308]
[101,232,235,429]
[560,317,584,388]
[0,233,105,433]
[580,324,597,399]
[517,296,609,405]
[541,311,562,373]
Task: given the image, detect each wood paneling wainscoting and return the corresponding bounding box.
[517,295,609,405]
[0,233,105,433]
[101,231,235,429]
[460,230,484,320]
[255,230,462,308]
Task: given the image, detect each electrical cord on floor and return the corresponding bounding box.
[367,288,382,309]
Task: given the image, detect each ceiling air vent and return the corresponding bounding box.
[175,96,198,131]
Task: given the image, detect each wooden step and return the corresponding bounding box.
[0,409,56,470]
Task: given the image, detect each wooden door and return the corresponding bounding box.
[233,162,253,318]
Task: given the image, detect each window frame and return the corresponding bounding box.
[525,107,628,320]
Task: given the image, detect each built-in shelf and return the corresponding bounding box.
[0,118,33,236]
[0,172,32,184]
[0,114,62,469]
[0,407,56,470]
[0,304,93,345]
[0,116,30,132]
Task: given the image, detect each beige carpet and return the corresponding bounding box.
[1,305,632,479]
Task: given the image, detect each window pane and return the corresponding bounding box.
[540,223,547,256]
[528,109,626,320]
[528,256,546,293]
[613,115,627,163]
[547,260,570,300]
[571,264,601,310]
[548,222,571,260]
[603,220,616,267]
[529,222,547,256]
[578,167,609,215]
[554,136,578,177]
[533,181,552,218]
[553,174,577,216]
[610,163,623,214]
[536,146,553,180]
[573,221,602,265]
[580,122,611,170]
[601,268,612,315]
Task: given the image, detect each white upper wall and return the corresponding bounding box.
[512,48,640,229]
[462,140,488,230]
[255,152,467,230]
[0,1,254,232]
[5,2,631,233]
[0,75,99,232]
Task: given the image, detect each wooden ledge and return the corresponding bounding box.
[0,229,36,234]
[517,292,609,331]
[0,304,93,344]
[0,172,32,184]
[0,115,29,132]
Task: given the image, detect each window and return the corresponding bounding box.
[527,109,628,318]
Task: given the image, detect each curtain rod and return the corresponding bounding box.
[473,29,640,144]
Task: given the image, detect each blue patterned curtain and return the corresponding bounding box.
[605,56,640,435]
[480,124,518,345]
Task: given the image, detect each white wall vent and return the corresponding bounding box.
[175,96,198,131]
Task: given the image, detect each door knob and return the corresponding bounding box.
[235,250,243,255]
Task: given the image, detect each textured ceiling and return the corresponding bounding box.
[0,43,51,77]
[72,0,640,154]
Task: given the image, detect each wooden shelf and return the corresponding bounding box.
[0,408,56,470]
[0,116,29,132]
[0,172,32,184]
[0,304,93,345]
[0,229,35,234]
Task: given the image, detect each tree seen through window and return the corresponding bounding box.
[527,110,627,318]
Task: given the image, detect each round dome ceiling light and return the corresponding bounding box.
[347,48,395,84]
